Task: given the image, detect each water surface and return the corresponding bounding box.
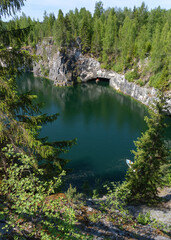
[18,73,154,187]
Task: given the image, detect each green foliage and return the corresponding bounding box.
[160,162,171,186]
[91,17,103,56]
[1,145,82,239]
[79,9,92,53]
[93,1,104,18]
[1,2,170,90]
[0,2,81,238]
[119,16,137,70]
[137,212,151,225]
[88,212,102,223]
[40,64,49,77]
[65,184,83,204]
[0,0,25,17]
[149,73,162,89]
[149,64,170,90]
[103,182,130,211]
[102,9,117,61]
[92,189,99,199]
[100,62,110,70]
[126,92,170,203]
[112,63,122,73]
[136,79,145,87]
[125,69,140,82]
[0,41,75,179]
[99,182,131,225]
[76,76,82,83]
[53,10,72,47]
[135,25,150,60]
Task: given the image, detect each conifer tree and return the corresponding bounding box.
[53,10,66,47]
[91,17,103,56]
[67,9,79,39]
[79,9,92,53]
[102,9,117,63]
[126,93,169,202]
[119,16,137,70]
[136,25,150,60]
[0,1,81,238]
[150,23,162,73]
[93,1,104,18]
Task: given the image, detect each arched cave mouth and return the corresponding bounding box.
[87,77,110,83]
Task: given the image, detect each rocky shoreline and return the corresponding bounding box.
[33,39,171,114]
[75,187,171,240]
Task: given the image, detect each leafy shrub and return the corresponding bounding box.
[65,184,83,204]
[112,63,122,73]
[1,145,85,239]
[77,76,82,83]
[149,65,170,90]
[100,62,111,70]
[137,212,151,225]
[149,73,162,88]
[125,70,140,82]
[100,181,131,224]
[136,79,145,87]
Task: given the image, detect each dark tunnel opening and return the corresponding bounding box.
[87,77,110,83]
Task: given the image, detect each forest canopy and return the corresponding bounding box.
[1,1,170,90]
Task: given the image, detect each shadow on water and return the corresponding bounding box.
[17,73,171,190]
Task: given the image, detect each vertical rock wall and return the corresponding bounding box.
[33,41,171,114]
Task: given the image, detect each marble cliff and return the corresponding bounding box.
[33,39,171,114]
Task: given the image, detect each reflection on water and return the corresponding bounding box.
[18,73,147,130]
[17,73,170,188]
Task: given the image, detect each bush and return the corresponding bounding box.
[112,63,122,73]
[1,145,85,239]
[77,76,82,83]
[125,70,140,82]
[137,212,151,225]
[149,73,162,88]
[65,184,83,204]
[136,79,145,87]
[100,62,110,70]
[101,182,130,218]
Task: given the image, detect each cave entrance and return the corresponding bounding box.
[87,77,110,84]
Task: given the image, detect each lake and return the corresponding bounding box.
[18,73,170,189]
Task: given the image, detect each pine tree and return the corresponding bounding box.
[102,9,117,63]
[132,2,148,31]
[91,17,103,56]
[126,93,170,203]
[67,9,79,39]
[119,16,136,70]
[150,24,163,73]
[93,1,104,18]
[79,9,92,53]
[53,9,66,47]
[136,24,150,60]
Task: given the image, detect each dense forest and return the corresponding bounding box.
[1,1,171,90]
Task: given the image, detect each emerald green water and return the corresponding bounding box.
[18,73,164,187]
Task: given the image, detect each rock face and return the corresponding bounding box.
[33,39,79,86]
[33,39,171,114]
